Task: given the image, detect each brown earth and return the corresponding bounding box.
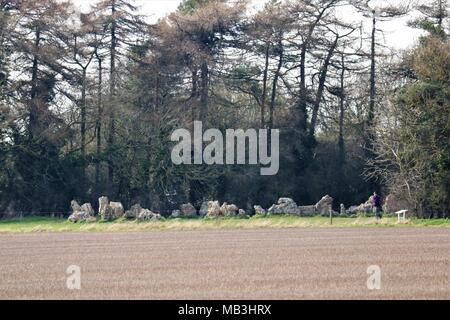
[0,228,449,299]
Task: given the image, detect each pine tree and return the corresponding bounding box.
[92,0,147,191]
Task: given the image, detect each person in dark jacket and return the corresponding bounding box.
[372,192,382,220]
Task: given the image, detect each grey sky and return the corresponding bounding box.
[73,0,425,50]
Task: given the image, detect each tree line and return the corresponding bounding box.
[0,0,448,217]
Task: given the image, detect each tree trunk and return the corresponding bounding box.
[368,11,376,127]
[293,15,323,199]
[190,67,198,121]
[438,0,443,30]
[200,61,208,122]
[95,54,103,188]
[338,53,345,165]
[366,11,379,192]
[80,68,87,158]
[296,42,308,135]
[261,43,270,128]
[269,40,283,131]
[309,36,338,137]
[337,53,346,204]
[108,0,117,188]
[296,7,329,137]
[29,27,41,140]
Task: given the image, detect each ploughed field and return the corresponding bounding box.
[0,228,449,299]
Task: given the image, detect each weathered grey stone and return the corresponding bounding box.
[109,202,124,218]
[268,198,299,215]
[220,202,228,216]
[254,205,266,216]
[228,204,238,215]
[124,204,142,219]
[347,196,373,214]
[238,209,246,216]
[199,202,209,216]
[98,196,114,221]
[207,201,221,217]
[80,203,95,216]
[98,196,109,216]
[71,200,81,213]
[171,210,181,218]
[315,195,333,215]
[180,203,197,217]
[69,200,95,223]
[347,205,359,214]
[68,211,89,223]
[297,205,316,216]
[137,209,155,221]
[220,202,238,216]
[279,198,295,205]
[340,204,346,215]
[102,206,114,221]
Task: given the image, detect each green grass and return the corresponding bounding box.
[0,215,449,233]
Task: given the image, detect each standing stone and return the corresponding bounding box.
[297,205,316,216]
[268,198,299,215]
[136,209,162,221]
[171,210,181,218]
[279,198,295,204]
[340,203,346,215]
[81,203,95,216]
[207,201,221,217]
[199,201,209,216]
[254,205,266,216]
[220,202,228,216]
[98,196,114,221]
[68,211,90,223]
[220,203,238,216]
[364,196,374,213]
[68,200,94,223]
[124,204,142,219]
[315,195,333,215]
[110,202,124,218]
[348,196,374,214]
[102,206,114,221]
[137,209,155,221]
[98,196,109,216]
[227,204,238,216]
[347,205,359,214]
[180,203,197,217]
[71,200,81,213]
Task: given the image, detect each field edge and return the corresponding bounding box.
[0,215,449,233]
